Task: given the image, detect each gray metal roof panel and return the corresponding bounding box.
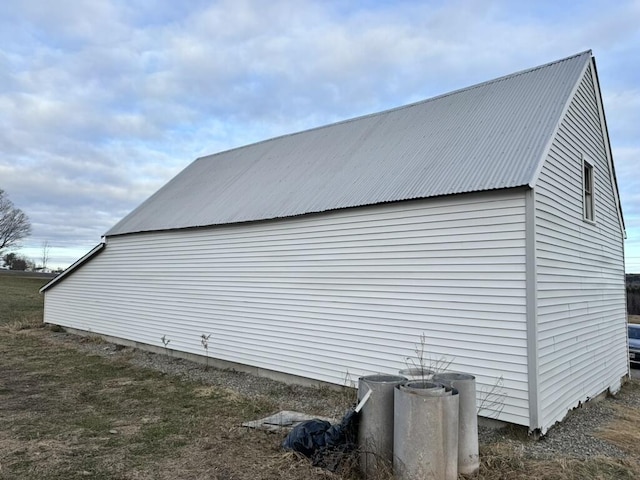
[106,51,591,236]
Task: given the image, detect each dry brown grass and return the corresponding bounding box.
[597,404,640,456]
[477,443,639,480]
[3,272,640,479]
[0,325,343,480]
[1,273,350,480]
[0,312,44,332]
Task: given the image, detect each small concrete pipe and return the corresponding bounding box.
[433,372,480,475]
[399,380,446,396]
[393,382,459,480]
[358,374,407,477]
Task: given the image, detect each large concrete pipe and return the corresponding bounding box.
[393,382,459,480]
[358,374,407,477]
[433,372,480,475]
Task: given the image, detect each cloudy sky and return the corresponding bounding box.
[1,0,639,271]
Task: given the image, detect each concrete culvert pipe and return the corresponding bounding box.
[358,375,407,478]
[400,381,447,396]
[433,372,479,475]
[393,383,459,480]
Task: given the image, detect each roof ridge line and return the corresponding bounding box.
[197,50,593,163]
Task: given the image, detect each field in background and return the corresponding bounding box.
[1,271,640,479]
[0,272,50,325]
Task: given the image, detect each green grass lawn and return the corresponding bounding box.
[0,272,49,325]
[0,272,332,479]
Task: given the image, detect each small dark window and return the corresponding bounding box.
[583,160,594,222]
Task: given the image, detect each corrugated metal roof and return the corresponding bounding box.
[106,51,591,236]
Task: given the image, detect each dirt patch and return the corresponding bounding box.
[192,385,243,402]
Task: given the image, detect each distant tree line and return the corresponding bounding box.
[1,250,62,273]
[629,274,640,315]
[2,252,35,271]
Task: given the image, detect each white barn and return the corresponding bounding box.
[42,51,627,434]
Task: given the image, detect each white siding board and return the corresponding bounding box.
[45,190,529,425]
[534,65,627,432]
[539,333,624,368]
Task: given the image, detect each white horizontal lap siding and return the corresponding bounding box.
[535,65,626,432]
[44,190,529,424]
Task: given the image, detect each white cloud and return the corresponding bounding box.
[603,89,640,142]
[0,0,638,269]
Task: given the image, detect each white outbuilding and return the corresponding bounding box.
[42,50,627,434]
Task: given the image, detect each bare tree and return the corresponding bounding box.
[41,240,51,272]
[0,189,31,253]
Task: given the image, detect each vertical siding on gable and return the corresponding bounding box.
[44,190,529,425]
[535,65,626,432]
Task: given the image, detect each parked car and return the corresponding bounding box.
[628,324,640,367]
